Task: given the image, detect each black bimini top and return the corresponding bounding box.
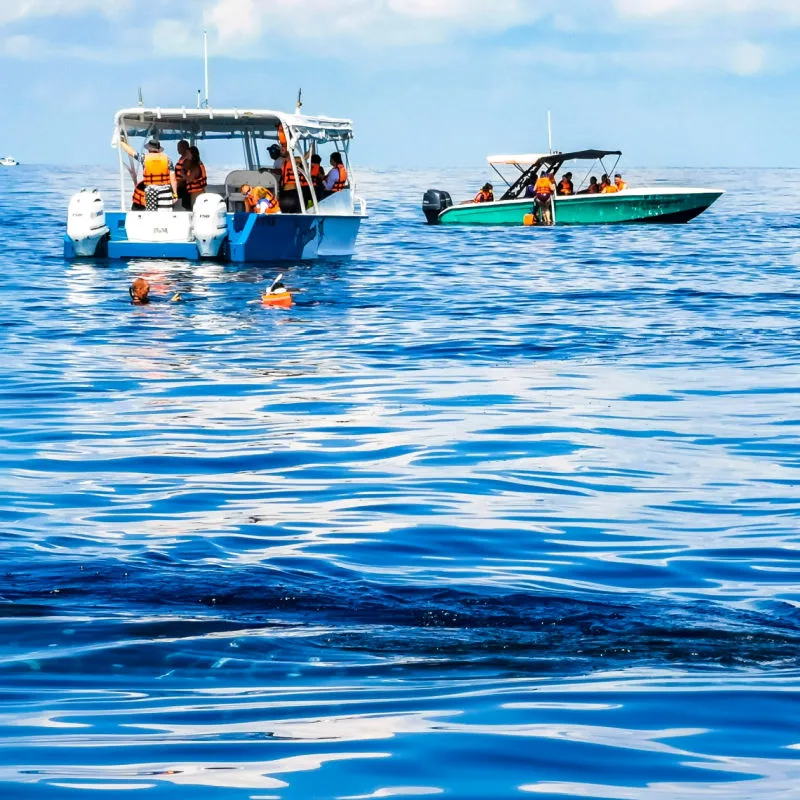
[500,149,623,200]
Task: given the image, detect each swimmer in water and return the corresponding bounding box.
[129,277,181,304]
[129,277,150,304]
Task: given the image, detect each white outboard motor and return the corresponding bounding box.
[193,193,228,258]
[67,189,109,256]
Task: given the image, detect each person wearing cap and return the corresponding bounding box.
[268,143,286,170]
[474,183,494,203]
[614,173,627,192]
[119,137,177,204]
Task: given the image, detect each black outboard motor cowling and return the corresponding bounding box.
[422,189,453,224]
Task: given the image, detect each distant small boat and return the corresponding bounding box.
[423,149,723,226]
[0,157,19,167]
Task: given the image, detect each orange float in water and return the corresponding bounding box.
[523,213,537,226]
[262,288,292,308]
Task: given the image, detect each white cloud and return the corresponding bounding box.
[0,0,130,25]
[200,0,548,48]
[729,41,766,76]
[613,0,800,26]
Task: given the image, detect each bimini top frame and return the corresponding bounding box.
[493,149,623,200]
[111,107,356,213]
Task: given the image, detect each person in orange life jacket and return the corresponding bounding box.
[183,145,207,208]
[600,174,615,193]
[175,139,190,208]
[533,170,555,225]
[322,152,348,195]
[614,173,627,191]
[580,176,600,194]
[280,156,312,213]
[310,154,325,191]
[241,184,280,215]
[557,172,574,196]
[119,137,178,204]
[474,183,494,203]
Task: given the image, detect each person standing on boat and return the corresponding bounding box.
[533,170,555,225]
[474,183,494,203]
[175,140,190,208]
[183,145,207,209]
[119,137,177,206]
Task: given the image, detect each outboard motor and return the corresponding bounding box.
[422,189,452,225]
[66,189,108,257]
[193,193,228,258]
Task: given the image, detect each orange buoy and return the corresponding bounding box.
[523,213,537,227]
[262,288,292,308]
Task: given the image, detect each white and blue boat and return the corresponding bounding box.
[64,106,366,261]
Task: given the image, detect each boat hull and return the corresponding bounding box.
[437,188,724,226]
[64,210,364,262]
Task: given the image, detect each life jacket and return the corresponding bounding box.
[310,163,324,184]
[474,190,493,203]
[175,156,186,183]
[185,163,207,194]
[558,180,573,195]
[332,163,348,192]
[282,158,309,189]
[255,190,280,214]
[601,184,618,194]
[534,176,553,196]
[277,124,287,148]
[132,181,146,208]
[615,180,627,191]
[142,152,172,186]
[588,183,600,194]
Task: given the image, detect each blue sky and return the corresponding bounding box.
[1,0,798,168]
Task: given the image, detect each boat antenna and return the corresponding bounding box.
[296,88,303,114]
[137,87,143,108]
[548,110,553,153]
[196,89,201,109]
[203,30,210,107]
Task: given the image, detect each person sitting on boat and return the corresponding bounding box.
[119,137,177,206]
[614,173,627,192]
[600,174,617,193]
[557,172,574,196]
[578,176,600,195]
[323,152,348,195]
[474,183,494,203]
[310,154,326,191]
[533,170,555,225]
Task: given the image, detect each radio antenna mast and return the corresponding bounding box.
[203,30,210,107]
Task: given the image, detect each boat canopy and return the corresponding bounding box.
[113,107,354,144]
[495,148,623,200]
[487,154,548,166]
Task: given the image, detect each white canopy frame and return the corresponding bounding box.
[111,107,356,213]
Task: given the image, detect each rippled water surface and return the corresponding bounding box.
[0,165,799,798]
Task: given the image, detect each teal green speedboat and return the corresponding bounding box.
[422,149,723,226]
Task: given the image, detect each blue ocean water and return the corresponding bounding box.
[0,164,799,799]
